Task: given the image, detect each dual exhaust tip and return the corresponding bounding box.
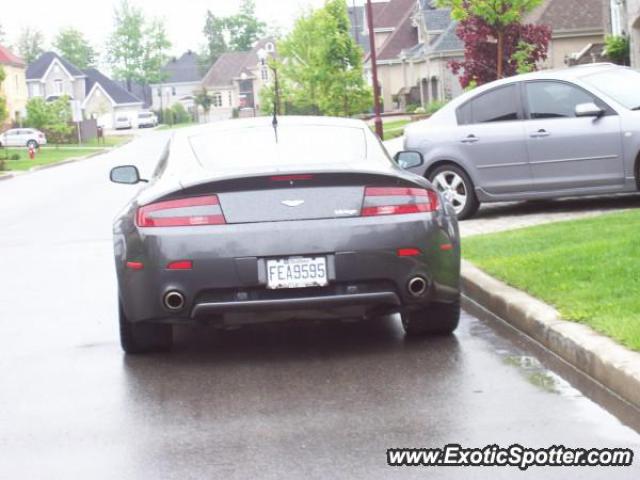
[164,291,185,311]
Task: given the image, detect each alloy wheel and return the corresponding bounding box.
[433,171,468,215]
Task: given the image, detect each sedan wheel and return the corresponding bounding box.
[27,140,38,149]
[429,165,479,220]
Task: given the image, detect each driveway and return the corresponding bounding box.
[1,132,639,479]
[384,136,638,237]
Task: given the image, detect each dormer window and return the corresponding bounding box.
[55,79,63,95]
[265,42,275,53]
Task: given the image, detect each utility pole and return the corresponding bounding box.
[366,0,383,139]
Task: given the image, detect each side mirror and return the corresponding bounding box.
[394,150,424,169]
[110,165,146,184]
[575,102,604,118]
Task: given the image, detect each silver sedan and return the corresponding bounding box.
[403,64,640,219]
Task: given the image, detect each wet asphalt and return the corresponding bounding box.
[0,130,639,479]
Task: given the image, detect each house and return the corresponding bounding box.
[354,0,611,112]
[26,52,144,129]
[611,0,640,67]
[83,68,144,128]
[151,51,203,116]
[0,45,28,127]
[201,38,277,119]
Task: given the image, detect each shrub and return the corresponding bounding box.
[10,153,20,160]
[170,103,190,124]
[605,35,630,65]
[405,103,420,114]
[426,100,448,115]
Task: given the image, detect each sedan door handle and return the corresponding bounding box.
[530,129,550,138]
[461,134,479,144]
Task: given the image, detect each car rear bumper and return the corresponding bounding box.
[114,212,461,325]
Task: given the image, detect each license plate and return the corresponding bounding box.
[266,257,328,289]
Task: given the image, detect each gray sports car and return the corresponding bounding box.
[110,116,461,354]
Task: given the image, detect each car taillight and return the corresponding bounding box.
[361,187,439,216]
[137,195,226,227]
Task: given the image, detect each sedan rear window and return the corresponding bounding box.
[189,125,369,172]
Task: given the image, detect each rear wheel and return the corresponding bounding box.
[27,140,38,149]
[429,165,479,220]
[119,300,173,354]
[402,300,460,337]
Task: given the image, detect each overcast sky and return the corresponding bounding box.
[1,0,368,61]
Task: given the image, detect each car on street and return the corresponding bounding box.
[137,111,158,128]
[114,116,132,130]
[0,128,47,148]
[110,116,461,354]
[404,64,640,219]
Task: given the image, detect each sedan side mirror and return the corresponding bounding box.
[575,102,604,118]
[394,151,424,169]
[110,165,147,184]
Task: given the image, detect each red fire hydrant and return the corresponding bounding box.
[28,145,36,160]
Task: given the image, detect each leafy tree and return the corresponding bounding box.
[443,3,551,87]
[438,0,544,79]
[108,0,170,92]
[194,88,213,121]
[16,27,46,64]
[54,27,97,70]
[200,0,266,70]
[265,0,371,117]
[226,0,266,52]
[605,35,630,66]
[0,66,7,125]
[25,96,73,145]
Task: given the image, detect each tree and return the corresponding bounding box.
[605,35,630,66]
[107,0,171,92]
[226,0,266,52]
[16,28,46,64]
[25,96,73,145]
[194,88,213,121]
[438,0,544,79]
[265,0,371,117]
[0,66,8,125]
[200,0,266,70]
[54,27,97,70]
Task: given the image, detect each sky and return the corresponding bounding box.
[1,0,365,61]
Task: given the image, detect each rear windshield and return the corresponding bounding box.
[189,125,369,172]
[139,113,153,118]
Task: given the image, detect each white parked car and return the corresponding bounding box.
[137,111,158,128]
[0,128,47,148]
[114,116,132,130]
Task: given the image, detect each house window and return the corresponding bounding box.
[261,66,269,81]
[228,91,233,106]
[55,79,63,95]
[32,83,41,96]
[213,92,223,108]
[172,87,176,96]
[265,42,275,53]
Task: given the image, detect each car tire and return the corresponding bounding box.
[27,140,39,149]
[119,299,173,354]
[401,300,460,337]
[429,165,480,220]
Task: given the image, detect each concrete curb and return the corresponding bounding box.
[461,260,640,409]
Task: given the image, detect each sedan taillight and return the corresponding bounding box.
[361,187,439,216]
[137,195,226,227]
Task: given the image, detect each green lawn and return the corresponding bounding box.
[371,119,411,141]
[464,210,640,352]
[76,135,133,147]
[0,148,101,171]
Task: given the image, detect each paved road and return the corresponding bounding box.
[1,131,639,479]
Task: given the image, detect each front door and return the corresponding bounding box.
[523,80,624,191]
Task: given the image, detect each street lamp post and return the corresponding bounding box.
[366,0,383,139]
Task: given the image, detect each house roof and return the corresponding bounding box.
[26,51,84,80]
[422,8,452,31]
[84,68,143,105]
[202,38,275,88]
[426,20,463,53]
[373,0,414,29]
[527,0,605,33]
[115,80,153,108]
[0,45,25,68]
[161,51,202,83]
[348,4,371,54]
[376,7,419,61]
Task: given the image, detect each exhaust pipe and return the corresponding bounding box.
[164,291,185,311]
[407,277,428,297]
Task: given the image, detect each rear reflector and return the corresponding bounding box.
[126,261,144,270]
[167,260,193,270]
[362,187,439,216]
[137,195,226,227]
[440,244,454,251]
[397,248,421,257]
